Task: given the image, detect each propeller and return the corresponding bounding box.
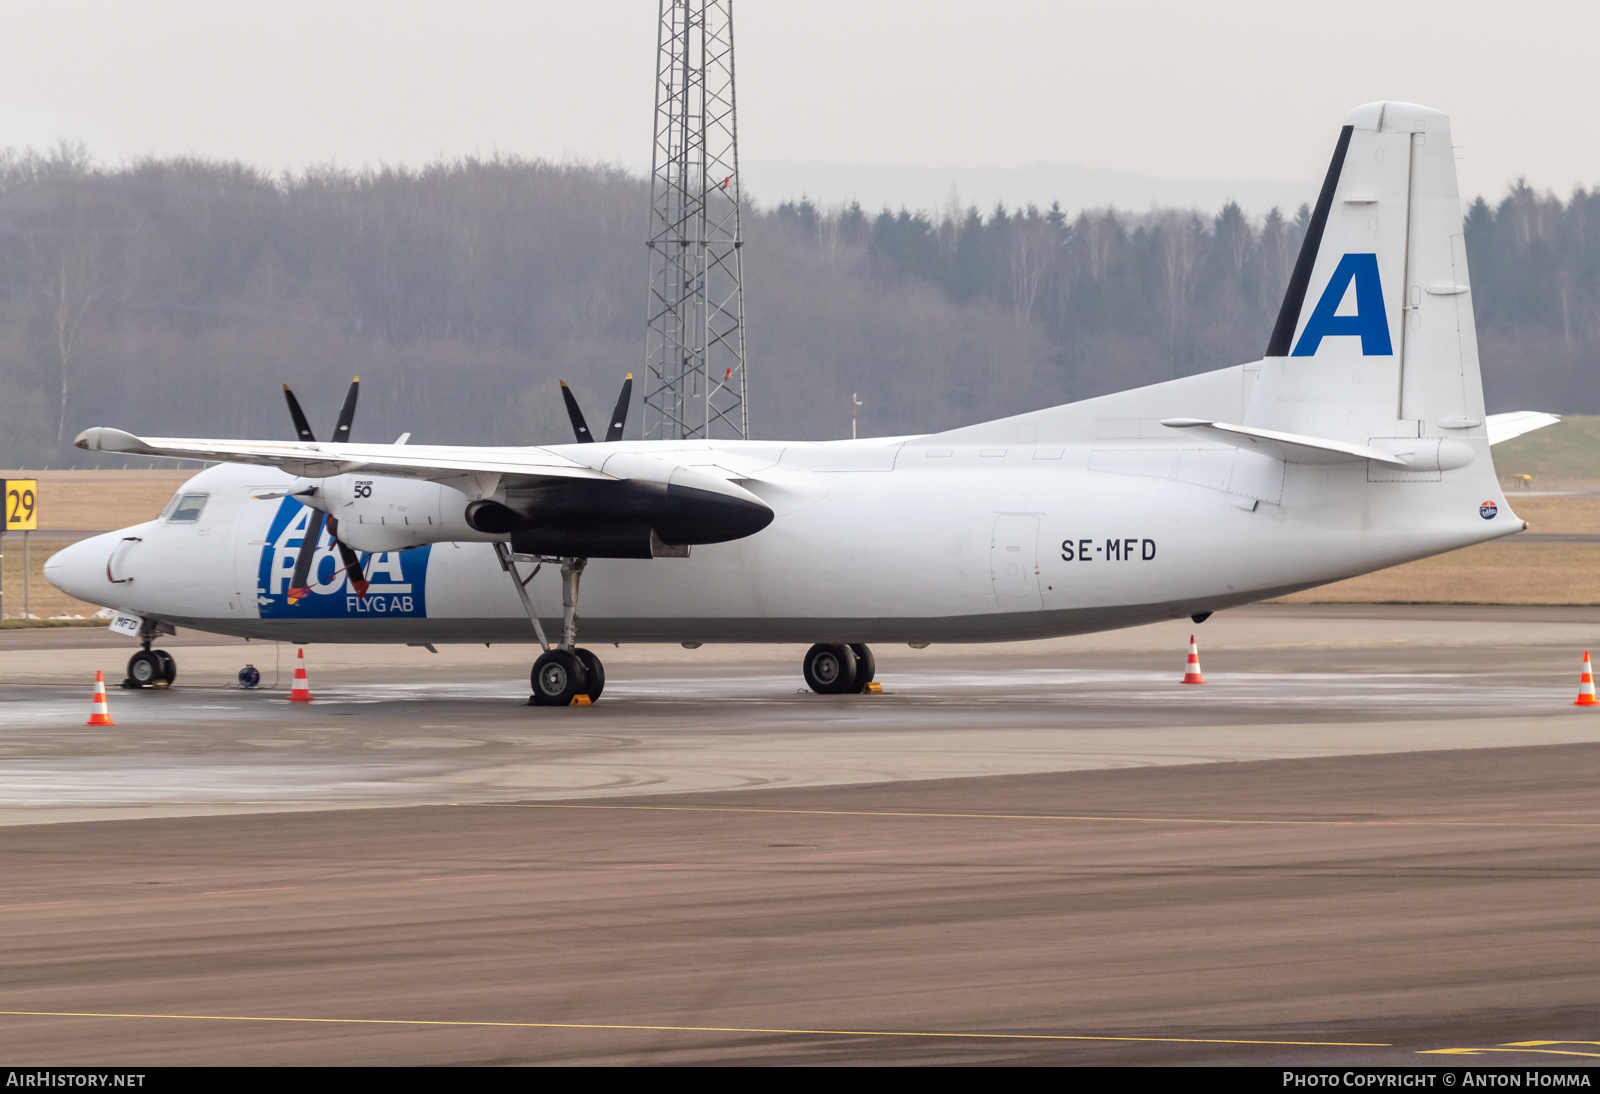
[560,374,633,444]
[281,378,370,603]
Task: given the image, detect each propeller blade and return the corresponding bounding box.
[283,385,316,442]
[560,381,594,443]
[332,377,359,443]
[604,374,633,443]
[286,508,328,604]
[326,517,369,598]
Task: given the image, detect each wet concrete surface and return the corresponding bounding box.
[1,604,1599,1063]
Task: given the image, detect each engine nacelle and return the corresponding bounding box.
[314,474,500,552]
[459,471,773,558]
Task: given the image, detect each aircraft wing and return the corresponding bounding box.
[74,427,613,484]
[73,426,775,557]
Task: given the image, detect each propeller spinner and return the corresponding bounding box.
[281,378,370,603]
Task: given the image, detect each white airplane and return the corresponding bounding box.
[49,101,1557,704]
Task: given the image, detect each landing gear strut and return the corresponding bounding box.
[495,545,605,706]
[802,643,876,695]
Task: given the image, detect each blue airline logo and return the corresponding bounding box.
[1292,253,1393,357]
[255,499,429,619]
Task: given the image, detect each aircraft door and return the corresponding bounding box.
[990,514,1043,610]
[235,486,292,617]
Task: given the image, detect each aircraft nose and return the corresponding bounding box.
[45,532,124,607]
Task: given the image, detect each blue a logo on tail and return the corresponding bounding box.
[1292,253,1393,357]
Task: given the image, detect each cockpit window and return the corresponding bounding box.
[168,494,208,522]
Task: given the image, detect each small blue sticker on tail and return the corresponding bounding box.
[255,499,429,618]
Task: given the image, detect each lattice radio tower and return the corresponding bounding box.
[643,0,748,440]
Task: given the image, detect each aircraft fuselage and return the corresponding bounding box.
[47,430,1513,648]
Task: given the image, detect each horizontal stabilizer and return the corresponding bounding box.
[1160,418,1409,466]
[1485,411,1560,445]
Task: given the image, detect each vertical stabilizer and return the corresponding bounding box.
[1247,103,1485,445]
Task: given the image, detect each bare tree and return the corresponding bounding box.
[1006,206,1058,324]
[1155,211,1205,375]
[1077,209,1122,282]
[14,144,107,444]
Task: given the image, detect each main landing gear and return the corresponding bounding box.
[530,646,605,706]
[494,545,605,707]
[122,626,176,689]
[802,642,877,695]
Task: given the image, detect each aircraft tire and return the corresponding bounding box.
[127,650,163,688]
[152,649,177,685]
[574,648,605,702]
[530,649,586,706]
[803,643,858,695]
[849,643,875,691]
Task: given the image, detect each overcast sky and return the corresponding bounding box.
[0,1,1594,213]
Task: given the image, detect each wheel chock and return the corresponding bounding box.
[571,694,593,706]
[862,681,883,694]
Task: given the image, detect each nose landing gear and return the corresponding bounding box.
[122,635,176,690]
[802,642,877,695]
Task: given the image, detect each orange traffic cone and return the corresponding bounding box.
[1575,651,1598,706]
[86,670,115,726]
[1182,635,1205,685]
[288,648,313,703]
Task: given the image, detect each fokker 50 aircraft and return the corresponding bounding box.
[50,101,1556,704]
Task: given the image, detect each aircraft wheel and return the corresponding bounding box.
[849,644,875,691]
[152,649,177,685]
[574,648,605,702]
[127,650,163,688]
[530,649,586,706]
[803,643,858,695]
